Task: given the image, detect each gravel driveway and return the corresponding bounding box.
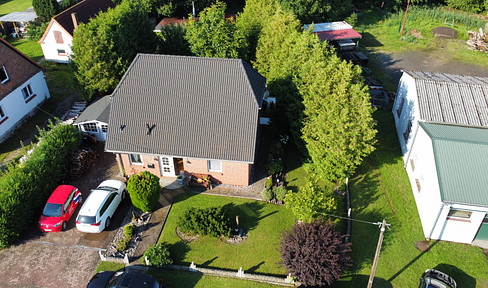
[0,142,126,288]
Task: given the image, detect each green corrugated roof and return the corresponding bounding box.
[420,122,488,207]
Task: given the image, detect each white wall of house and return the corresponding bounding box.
[0,71,50,141]
[76,120,108,141]
[393,73,420,162]
[405,125,444,240]
[431,204,487,244]
[40,21,73,63]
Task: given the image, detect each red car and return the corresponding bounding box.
[38,185,82,232]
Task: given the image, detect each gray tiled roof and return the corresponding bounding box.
[74,95,111,124]
[105,54,266,163]
[404,70,488,127]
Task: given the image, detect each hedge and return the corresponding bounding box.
[0,122,81,248]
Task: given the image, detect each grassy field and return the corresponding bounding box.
[359,7,488,68]
[7,38,44,61]
[0,0,31,16]
[158,193,295,276]
[331,110,488,288]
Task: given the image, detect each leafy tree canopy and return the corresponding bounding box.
[284,179,337,222]
[280,0,352,23]
[185,1,245,58]
[71,0,157,99]
[32,0,59,22]
[279,220,351,287]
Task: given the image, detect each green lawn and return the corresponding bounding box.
[149,267,281,288]
[359,7,488,68]
[333,110,488,288]
[7,38,44,62]
[158,193,295,276]
[0,0,32,16]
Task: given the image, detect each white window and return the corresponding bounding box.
[83,123,98,132]
[101,124,108,132]
[21,84,34,101]
[0,66,8,84]
[448,209,472,219]
[129,154,143,164]
[208,160,222,172]
[0,106,5,120]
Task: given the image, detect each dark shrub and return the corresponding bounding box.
[274,186,288,202]
[127,171,161,212]
[177,207,231,238]
[279,221,351,287]
[261,188,274,201]
[143,243,173,267]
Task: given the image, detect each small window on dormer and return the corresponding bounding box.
[0,66,9,84]
[54,31,63,44]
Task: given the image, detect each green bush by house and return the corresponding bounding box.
[126,171,161,212]
[143,243,173,267]
[0,122,81,248]
[177,207,232,238]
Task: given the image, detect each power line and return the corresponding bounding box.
[318,211,392,228]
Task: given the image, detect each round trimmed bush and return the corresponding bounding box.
[261,188,274,201]
[274,186,288,202]
[143,243,173,267]
[127,171,161,212]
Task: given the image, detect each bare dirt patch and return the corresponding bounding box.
[431,26,458,39]
[408,29,423,39]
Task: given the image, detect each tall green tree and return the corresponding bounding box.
[185,1,245,58]
[280,0,352,23]
[156,24,192,56]
[299,53,377,181]
[32,0,59,22]
[71,0,157,98]
[285,180,337,222]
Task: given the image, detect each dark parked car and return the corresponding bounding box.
[418,269,457,288]
[87,269,163,288]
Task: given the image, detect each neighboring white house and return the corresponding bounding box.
[393,70,488,245]
[73,95,110,141]
[0,38,51,142]
[38,0,115,63]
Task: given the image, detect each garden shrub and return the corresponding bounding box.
[124,224,134,239]
[274,186,288,202]
[116,238,129,252]
[265,177,273,189]
[0,122,81,248]
[127,171,161,212]
[143,243,173,267]
[266,156,283,175]
[177,207,231,238]
[279,220,351,287]
[261,188,274,201]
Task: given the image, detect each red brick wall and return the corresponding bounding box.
[119,154,162,177]
[117,154,252,186]
[184,158,251,186]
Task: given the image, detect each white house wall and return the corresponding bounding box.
[432,204,487,244]
[76,120,107,141]
[406,125,444,240]
[40,21,73,63]
[393,73,420,162]
[0,71,50,140]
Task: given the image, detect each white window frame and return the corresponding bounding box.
[21,84,34,101]
[129,154,143,165]
[208,160,222,172]
[448,209,472,219]
[0,106,6,120]
[101,124,108,132]
[82,122,98,132]
[0,66,9,84]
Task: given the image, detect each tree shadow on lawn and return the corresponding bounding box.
[337,274,393,288]
[167,240,191,264]
[222,201,268,232]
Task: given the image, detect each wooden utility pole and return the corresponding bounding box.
[367,219,387,288]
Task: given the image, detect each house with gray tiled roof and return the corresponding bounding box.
[38,0,115,63]
[393,70,488,245]
[105,54,267,186]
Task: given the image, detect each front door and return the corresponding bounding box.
[159,156,175,177]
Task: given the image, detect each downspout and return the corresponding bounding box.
[427,203,448,240]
